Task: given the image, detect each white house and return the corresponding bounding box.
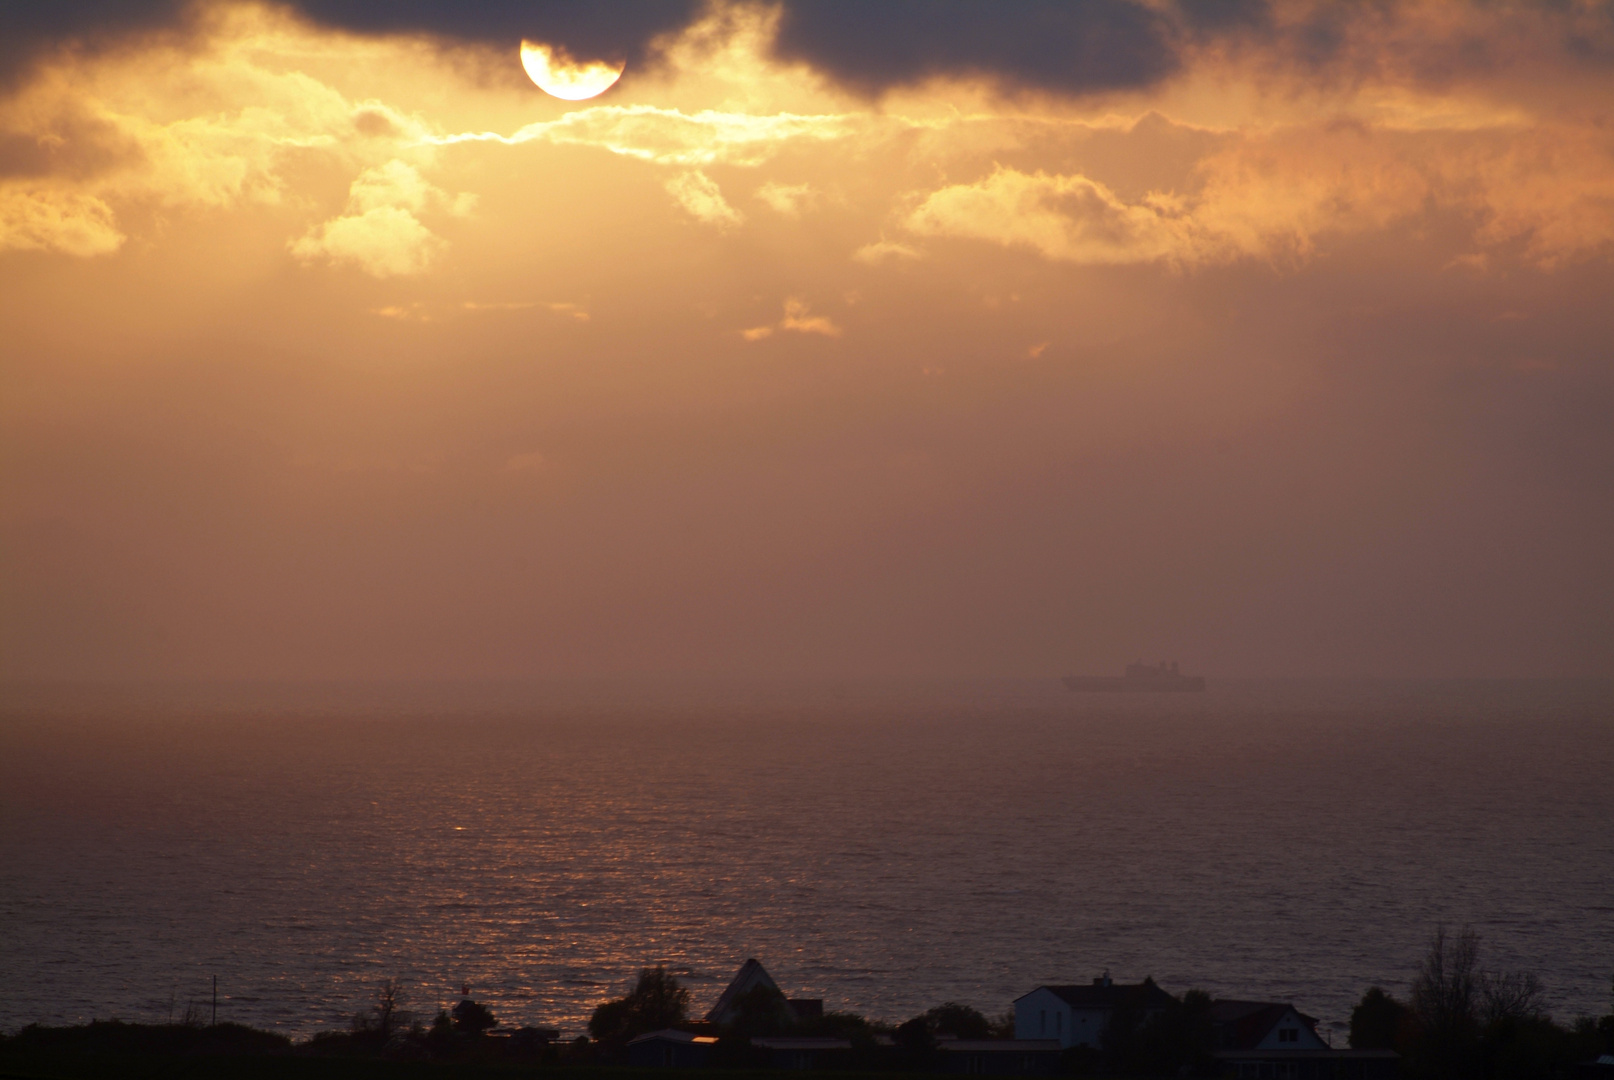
[1207,1000,1329,1051]
[1207,1001,1400,1079]
[1013,974,1177,1049]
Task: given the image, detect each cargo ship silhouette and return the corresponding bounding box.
[1063,661,1206,692]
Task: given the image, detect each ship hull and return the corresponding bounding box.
[1063,675,1206,692]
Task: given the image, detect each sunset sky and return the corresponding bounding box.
[3,0,1612,681]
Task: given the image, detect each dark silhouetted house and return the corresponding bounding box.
[1208,1000,1397,1079]
[1014,973,1176,1048]
[625,1029,718,1068]
[936,1038,1063,1075]
[751,1035,853,1069]
[705,958,824,1026]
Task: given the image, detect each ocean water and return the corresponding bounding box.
[2,679,1611,1042]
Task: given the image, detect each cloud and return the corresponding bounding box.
[0,7,443,260]
[291,205,442,277]
[665,169,743,228]
[291,160,452,276]
[904,120,1614,269]
[544,302,590,321]
[0,2,193,89]
[771,0,1181,96]
[347,158,435,213]
[0,0,703,85]
[461,300,536,312]
[0,188,123,256]
[906,167,1203,266]
[7,0,1614,112]
[743,297,842,340]
[755,180,816,216]
[370,303,431,321]
[852,239,924,265]
[1459,127,1614,268]
[780,297,841,336]
[462,300,589,320]
[6,0,1614,279]
[1188,123,1614,269]
[424,104,865,168]
[293,0,704,70]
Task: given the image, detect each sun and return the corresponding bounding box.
[520,41,625,101]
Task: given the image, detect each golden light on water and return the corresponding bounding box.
[520,41,624,101]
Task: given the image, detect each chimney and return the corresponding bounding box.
[1094,970,1112,988]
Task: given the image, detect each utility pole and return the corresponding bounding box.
[211,976,217,1027]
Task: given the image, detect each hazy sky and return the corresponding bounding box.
[3,1,1612,680]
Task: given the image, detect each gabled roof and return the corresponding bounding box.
[1207,1001,1319,1050]
[1018,978,1177,1011]
[627,1029,719,1046]
[706,958,783,1023]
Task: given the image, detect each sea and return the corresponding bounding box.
[2,679,1611,1042]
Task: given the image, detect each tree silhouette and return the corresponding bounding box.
[1349,986,1407,1051]
[451,998,497,1035]
[373,979,406,1039]
[920,1002,993,1040]
[587,966,690,1050]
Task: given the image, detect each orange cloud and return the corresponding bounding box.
[665,169,743,228]
[0,190,123,256]
[742,297,843,341]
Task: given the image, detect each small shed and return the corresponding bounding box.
[936,1038,1063,1075]
[751,1035,853,1070]
[625,1029,719,1068]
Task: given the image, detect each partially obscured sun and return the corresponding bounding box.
[520,41,624,101]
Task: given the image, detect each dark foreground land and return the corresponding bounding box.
[0,1057,831,1080]
[9,931,1614,1080]
[0,1056,813,1080]
[0,1023,818,1080]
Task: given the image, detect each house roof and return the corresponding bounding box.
[705,958,783,1023]
[1018,978,1177,1011]
[627,1029,719,1046]
[1207,1001,1319,1050]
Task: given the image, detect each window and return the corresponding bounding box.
[1278,1028,1298,1042]
[1039,1011,1046,1035]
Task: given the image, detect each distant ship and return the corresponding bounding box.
[1063,661,1206,692]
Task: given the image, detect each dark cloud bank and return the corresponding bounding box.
[2,0,1267,92]
[11,1,1613,96]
